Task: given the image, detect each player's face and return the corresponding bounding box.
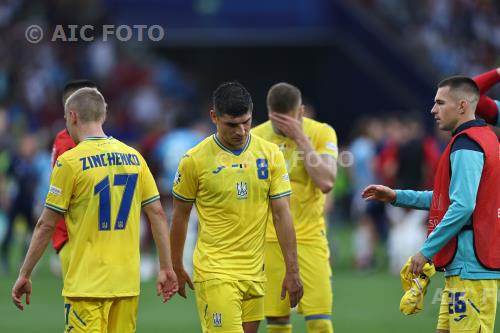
[431,86,460,131]
[210,111,252,149]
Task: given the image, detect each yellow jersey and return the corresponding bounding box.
[45,136,160,297]
[252,117,338,244]
[173,134,291,282]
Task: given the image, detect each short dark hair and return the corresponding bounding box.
[213,81,253,117]
[438,76,479,103]
[267,82,301,114]
[63,80,97,104]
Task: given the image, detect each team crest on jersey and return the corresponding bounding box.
[236,181,248,199]
[213,313,222,327]
[278,143,287,151]
[174,171,181,185]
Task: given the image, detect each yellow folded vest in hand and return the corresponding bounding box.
[399,257,436,315]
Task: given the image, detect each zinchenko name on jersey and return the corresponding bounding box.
[80,152,141,171]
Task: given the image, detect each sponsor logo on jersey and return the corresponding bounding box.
[212,166,225,174]
[49,185,62,196]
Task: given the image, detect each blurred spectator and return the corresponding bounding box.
[386,114,430,274]
[0,107,12,247]
[352,0,500,88]
[375,115,403,188]
[0,1,199,274]
[154,114,208,196]
[349,113,443,273]
[348,116,384,270]
[1,135,39,273]
[152,113,209,276]
[86,40,116,80]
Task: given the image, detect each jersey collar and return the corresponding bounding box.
[83,136,113,141]
[452,119,486,136]
[213,134,251,156]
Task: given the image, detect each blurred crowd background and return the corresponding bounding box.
[1,0,500,277]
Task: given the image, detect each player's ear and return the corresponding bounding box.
[457,100,467,114]
[209,109,217,125]
[69,109,78,124]
[299,105,305,117]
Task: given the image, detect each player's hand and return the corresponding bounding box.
[156,268,179,303]
[172,267,194,299]
[12,275,32,311]
[410,252,429,275]
[361,185,396,203]
[269,112,305,142]
[281,271,303,308]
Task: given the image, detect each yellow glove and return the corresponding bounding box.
[399,257,435,315]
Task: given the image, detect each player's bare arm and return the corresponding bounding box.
[270,112,336,193]
[143,200,179,302]
[270,196,304,308]
[12,207,61,310]
[361,184,396,203]
[170,197,195,298]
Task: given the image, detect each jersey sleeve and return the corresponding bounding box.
[269,149,292,200]
[315,124,338,159]
[476,95,500,127]
[172,153,198,202]
[393,190,433,210]
[473,69,500,95]
[138,154,160,207]
[45,156,75,214]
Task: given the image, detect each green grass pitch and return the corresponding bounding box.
[1,224,493,332]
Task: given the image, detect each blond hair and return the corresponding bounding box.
[65,87,107,123]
